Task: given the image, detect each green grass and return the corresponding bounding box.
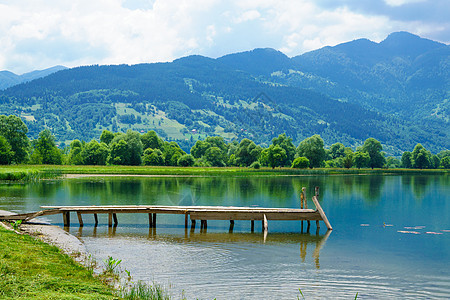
[0,226,115,299]
[0,165,447,181]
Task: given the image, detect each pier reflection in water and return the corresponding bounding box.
[74,225,332,270]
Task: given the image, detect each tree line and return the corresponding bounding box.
[0,114,449,169]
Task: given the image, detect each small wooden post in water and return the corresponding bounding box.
[312,186,332,230]
[152,213,156,228]
[315,186,320,229]
[77,212,83,227]
[185,213,189,229]
[113,213,118,226]
[148,213,153,228]
[108,213,113,227]
[93,213,98,226]
[251,220,255,232]
[262,214,268,232]
[62,212,70,227]
[229,220,235,232]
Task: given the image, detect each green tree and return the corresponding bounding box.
[177,154,195,167]
[353,151,370,169]
[0,135,13,165]
[430,155,440,169]
[68,140,84,165]
[0,115,29,163]
[162,141,186,166]
[235,138,262,167]
[99,130,115,145]
[261,145,287,169]
[81,140,109,165]
[441,156,450,169]
[141,130,164,150]
[272,133,296,166]
[204,146,227,167]
[361,138,385,169]
[296,135,326,168]
[329,143,345,159]
[401,151,412,168]
[31,129,62,165]
[386,157,401,168]
[108,139,129,165]
[411,144,431,169]
[190,136,227,159]
[342,148,353,169]
[143,148,165,166]
[291,157,309,169]
[108,130,143,165]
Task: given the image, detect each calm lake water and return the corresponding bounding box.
[1,174,449,299]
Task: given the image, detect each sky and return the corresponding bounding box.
[0,0,449,74]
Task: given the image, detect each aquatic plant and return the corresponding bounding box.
[103,256,122,274]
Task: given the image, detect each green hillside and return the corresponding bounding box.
[0,32,448,155]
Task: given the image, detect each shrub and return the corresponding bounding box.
[291,157,309,169]
[249,161,261,169]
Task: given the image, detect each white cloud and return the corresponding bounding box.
[0,0,447,74]
[384,0,426,7]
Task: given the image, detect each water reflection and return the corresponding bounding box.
[74,225,332,270]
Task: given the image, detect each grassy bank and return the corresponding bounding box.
[0,225,115,299]
[0,165,447,181]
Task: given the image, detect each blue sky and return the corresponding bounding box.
[0,0,448,74]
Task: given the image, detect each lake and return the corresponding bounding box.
[1,174,449,299]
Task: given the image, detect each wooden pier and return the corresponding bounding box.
[0,187,332,231]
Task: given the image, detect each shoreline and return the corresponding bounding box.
[0,209,88,264]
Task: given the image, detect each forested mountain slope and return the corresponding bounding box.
[0,32,448,155]
[0,66,67,90]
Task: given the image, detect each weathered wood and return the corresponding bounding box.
[62,212,70,227]
[148,213,153,227]
[113,213,118,226]
[263,214,268,232]
[93,213,98,226]
[77,212,83,227]
[2,203,332,232]
[229,220,234,232]
[185,213,188,229]
[312,196,332,230]
[301,187,306,209]
[316,220,320,229]
[190,210,320,221]
[191,219,196,229]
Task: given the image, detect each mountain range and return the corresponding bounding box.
[0,66,67,90]
[0,31,448,155]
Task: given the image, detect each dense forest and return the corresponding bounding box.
[0,32,448,156]
[1,115,449,169]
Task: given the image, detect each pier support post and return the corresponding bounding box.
[185,213,189,229]
[108,213,113,227]
[62,212,70,227]
[191,219,196,229]
[200,220,207,230]
[229,220,234,232]
[301,187,306,209]
[251,220,254,232]
[113,213,118,226]
[94,214,98,226]
[262,214,268,232]
[148,213,153,228]
[77,212,83,227]
[153,213,156,228]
